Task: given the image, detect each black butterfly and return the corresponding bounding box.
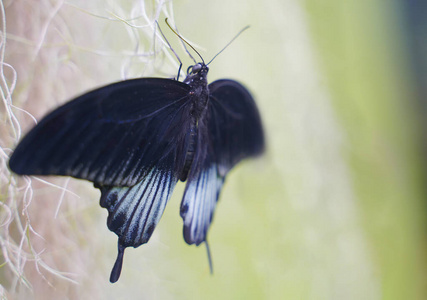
[9,46,264,283]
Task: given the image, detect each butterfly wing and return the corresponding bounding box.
[208,79,265,173]
[180,79,264,246]
[9,78,195,282]
[97,155,178,283]
[180,120,224,246]
[9,78,192,187]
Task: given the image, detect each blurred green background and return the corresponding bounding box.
[1,0,427,299]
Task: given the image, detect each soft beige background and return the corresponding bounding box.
[1,0,426,299]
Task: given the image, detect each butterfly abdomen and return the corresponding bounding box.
[180,120,198,182]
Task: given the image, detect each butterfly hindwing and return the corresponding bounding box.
[98,165,177,248]
[180,79,264,246]
[98,164,178,284]
[9,78,192,187]
[180,119,224,245]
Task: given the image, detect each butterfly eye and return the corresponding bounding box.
[191,63,202,74]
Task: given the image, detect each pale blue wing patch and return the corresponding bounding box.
[99,167,178,282]
[180,165,224,246]
[99,167,177,248]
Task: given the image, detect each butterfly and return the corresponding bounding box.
[8,27,264,283]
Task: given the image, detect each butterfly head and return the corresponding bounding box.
[183,63,209,86]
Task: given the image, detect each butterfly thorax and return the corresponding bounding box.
[183,63,210,119]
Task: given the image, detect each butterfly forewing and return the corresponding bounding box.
[9,78,192,187]
[208,79,264,174]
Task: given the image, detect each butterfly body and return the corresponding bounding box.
[179,63,210,180]
[9,61,264,283]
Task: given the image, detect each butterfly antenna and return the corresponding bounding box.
[206,25,250,66]
[156,20,183,80]
[178,35,198,64]
[205,240,214,274]
[165,18,204,64]
[169,22,197,64]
